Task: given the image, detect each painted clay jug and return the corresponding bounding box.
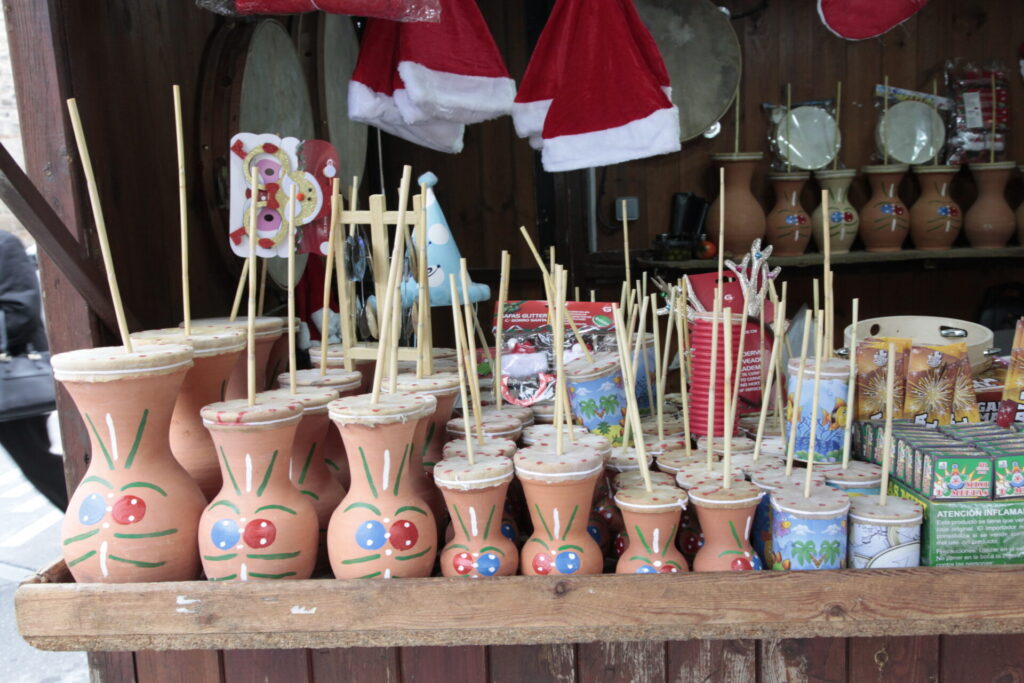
[446,413,523,443]
[470,404,535,429]
[441,437,522,545]
[673,461,746,491]
[434,455,518,576]
[859,164,909,252]
[199,397,318,581]
[326,393,438,579]
[443,438,518,460]
[769,485,849,571]
[1017,165,1024,242]
[614,485,689,574]
[811,169,859,253]
[847,496,922,569]
[131,326,245,500]
[384,373,461,477]
[521,423,588,446]
[515,445,604,575]
[688,480,764,571]
[189,316,283,398]
[279,368,363,488]
[260,387,342,555]
[54,344,205,582]
[311,341,377,394]
[706,152,766,256]
[765,172,812,256]
[910,165,962,250]
[964,161,1017,248]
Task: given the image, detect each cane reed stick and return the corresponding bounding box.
[449,274,475,464]
[785,309,814,476]
[286,187,298,394]
[257,258,268,316]
[723,307,734,489]
[804,313,824,498]
[230,259,249,322]
[879,342,897,506]
[841,298,859,468]
[706,293,721,472]
[674,293,693,460]
[460,259,485,445]
[320,179,341,374]
[753,297,787,462]
[495,250,510,410]
[246,165,258,406]
[172,85,191,335]
[613,304,652,493]
[650,294,665,440]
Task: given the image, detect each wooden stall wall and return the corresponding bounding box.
[9,0,1024,681]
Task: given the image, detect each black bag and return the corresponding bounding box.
[0,310,56,421]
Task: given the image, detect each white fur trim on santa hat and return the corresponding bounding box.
[397,61,516,125]
[348,80,466,154]
[512,99,552,140]
[541,106,681,172]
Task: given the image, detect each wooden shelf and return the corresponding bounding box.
[16,560,1024,652]
[638,246,1024,271]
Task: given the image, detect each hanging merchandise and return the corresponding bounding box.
[763,100,840,172]
[945,60,1012,165]
[817,0,929,41]
[349,0,515,153]
[513,0,680,172]
[196,0,441,22]
[874,85,950,166]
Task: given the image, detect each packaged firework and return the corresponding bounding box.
[904,344,957,427]
[856,337,910,420]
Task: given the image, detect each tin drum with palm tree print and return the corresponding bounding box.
[785,358,850,464]
[769,485,850,571]
[565,352,628,445]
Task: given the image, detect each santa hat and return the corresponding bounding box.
[395,0,516,125]
[818,0,929,40]
[348,19,465,154]
[539,0,680,172]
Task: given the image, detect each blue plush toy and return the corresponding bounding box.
[402,172,491,307]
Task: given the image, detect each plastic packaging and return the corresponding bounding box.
[873,84,952,165]
[763,99,839,171]
[945,59,1011,164]
[197,0,441,22]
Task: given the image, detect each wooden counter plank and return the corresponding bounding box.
[222,649,308,683]
[135,650,222,683]
[400,646,486,683]
[310,647,400,683]
[847,636,939,682]
[489,644,576,683]
[17,563,1024,651]
[577,641,665,683]
[760,637,846,682]
[665,639,756,682]
[941,634,1024,682]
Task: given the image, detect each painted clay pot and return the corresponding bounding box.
[260,387,342,557]
[384,373,461,478]
[847,496,922,569]
[749,469,827,568]
[910,165,962,250]
[199,397,318,581]
[859,164,910,252]
[613,470,677,492]
[279,368,363,489]
[189,316,284,398]
[515,445,604,575]
[311,341,377,394]
[673,461,746,491]
[55,345,205,582]
[696,435,756,453]
[640,416,687,439]
[785,358,850,464]
[769,485,849,571]
[131,327,245,500]
[643,436,691,458]
[707,152,766,256]
[1017,165,1024,242]
[612,468,689,558]
[531,402,556,424]
[818,460,883,496]
[614,485,689,574]
[326,393,438,579]
[440,437,522,545]
[651,450,703,476]
[446,414,523,443]
[434,455,518,576]
[765,172,812,256]
[521,423,588,446]
[443,438,518,460]
[470,404,536,429]
[964,161,1017,248]
[688,481,764,571]
[811,169,859,253]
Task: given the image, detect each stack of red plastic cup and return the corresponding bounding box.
[688,310,745,437]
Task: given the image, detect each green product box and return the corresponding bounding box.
[890,480,1024,566]
[993,454,1024,500]
[921,452,992,500]
[912,445,979,492]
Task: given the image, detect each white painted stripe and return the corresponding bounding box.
[552,508,561,540]
[245,454,252,493]
[652,528,661,555]
[12,495,48,514]
[240,562,248,582]
[105,413,119,462]
[469,507,478,538]
[99,540,109,577]
[384,568,391,579]
[0,481,34,499]
[381,449,391,490]
[0,509,62,547]
[744,514,753,540]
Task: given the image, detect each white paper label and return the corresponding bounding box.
[964,91,984,129]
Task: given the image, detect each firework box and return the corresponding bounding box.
[889,480,1024,566]
[920,451,991,500]
[993,454,1024,500]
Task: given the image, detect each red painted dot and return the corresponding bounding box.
[244,518,277,548]
[389,520,418,549]
[532,552,553,575]
[453,552,473,575]
[111,495,146,524]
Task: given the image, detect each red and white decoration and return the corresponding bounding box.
[513,0,680,172]
[817,0,930,41]
[348,0,515,153]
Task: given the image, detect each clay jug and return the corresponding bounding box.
[326,393,439,579]
[54,344,205,582]
[964,161,1017,247]
[688,480,764,571]
[279,368,363,489]
[446,414,523,443]
[859,164,910,252]
[1017,165,1024,243]
[443,438,518,460]
[189,316,283,398]
[515,445,604,575]
[260,387,342,557]
[316,342,376,394]
[434,455,518,576]
[614,485,689,574]
[910,165,962,250]
[131,327,245,500]
[384,373,461,477]
[521,423,588,446]
[811,169,859,254]
[472,404,536,429]
[765,172,812,256]
[707,153,766,257]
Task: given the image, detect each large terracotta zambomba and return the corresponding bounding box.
[198,397,319,581]
[327,393,439,579]
[707,153,766,256]
[859,164,910,252]
[765,172,812,256]
[964,161,1017,248]
[909,165,962,250]
[54,344,206,583]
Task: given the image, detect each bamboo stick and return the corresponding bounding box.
[320,179,341,375]
[650,294,665,440]
[785,309,814,476]
[460,259,485,445]
[841,298,859,468]
[287,186,297,394]
[990,73,997,164]
[257,258,269,316]
[495,251,510,410]
[705,293,721,472]
[753,297,787,462]
[449,274,475,464]
[879,342,897,506]
[804,313,824,498]
[246,164,258,406]
[674,293,693,460]
[723,307,734,489]
[883,76,890,166]
[172,85,191,335]
[613,304,652,492]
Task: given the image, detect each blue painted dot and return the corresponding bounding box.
[500,522,515,541]
[477,553,501,576]
[635,565,657,574]
[587,525,601,543]
[78,493,106,525]
[555,551,580,574]
[211,519,240,549]
[750,554,764,571]
[355,520,386,550]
